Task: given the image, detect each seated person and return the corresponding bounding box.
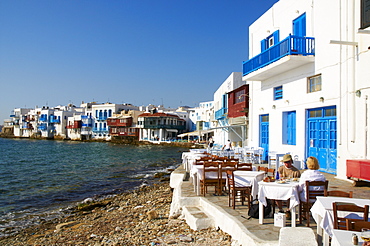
[298,156,326,202]
[276,154,301,217]
[277,154,301,179]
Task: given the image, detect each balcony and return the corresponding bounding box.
[39,116,48,122]
[143,124,186,130]
[215,107,227,120]
[66,121,81,129]
[50,118,60,124]
[92,128,109,133]
[243,35,315,81]
[38,123,47,131]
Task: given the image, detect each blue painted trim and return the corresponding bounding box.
[243,35,315,76]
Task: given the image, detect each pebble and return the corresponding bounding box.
[0,182,232,246]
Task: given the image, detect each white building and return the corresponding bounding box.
[242,0,370,179]
[213,72,245,147]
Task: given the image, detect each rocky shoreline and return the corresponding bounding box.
[0,180,232,246]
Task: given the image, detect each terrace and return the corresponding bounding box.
[243,35,315,81]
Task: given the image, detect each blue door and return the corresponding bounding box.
[306,106,337,174]
[293,13,306,37]
[292,13,306,53]
[259,114,269,161]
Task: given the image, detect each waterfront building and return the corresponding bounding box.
[91,103,139,140]
[242,0,370,179]
[107,109,144,141]
[137,109,186,142]
[213,72,246,147]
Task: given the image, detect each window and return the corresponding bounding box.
[234,89,246,104]
[261,30,280,52]
[308,74,322,93]
[361,0,370,29]
[274,86,283,100]
[283,111,296,145]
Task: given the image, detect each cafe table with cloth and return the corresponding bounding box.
[258,180,300,227]
[311,196,370,246]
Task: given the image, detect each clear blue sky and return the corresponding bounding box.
[0,0,277,123]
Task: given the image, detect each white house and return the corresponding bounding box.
[242,0,370,179]
[213,72,245,147]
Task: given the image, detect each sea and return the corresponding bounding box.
[0,137,188,237]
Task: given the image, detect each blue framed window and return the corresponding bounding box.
[283,111,296,145]
[274,86,283,100]
[261,30,280,52]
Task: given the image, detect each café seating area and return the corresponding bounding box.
[178,148,370,246]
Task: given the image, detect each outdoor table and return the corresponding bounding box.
[258,180,300,227]
[331,229,366,246]
[233,170,264,199]
[311,196,370,246]
[182,152,207,172]
[191,165,259,197]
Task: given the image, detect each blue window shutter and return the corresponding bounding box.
[282,112,288,144]
[273,30,280,44]
[261,39,266,52]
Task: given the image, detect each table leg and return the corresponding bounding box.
[316,215,323,245]
[323,231,330,246]
[259,202,264,224]
[291,206,296,227]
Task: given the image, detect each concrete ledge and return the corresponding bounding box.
[182,206,214,230]
[278,227,317,246]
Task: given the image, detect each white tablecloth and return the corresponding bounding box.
[182,152,207,172]
[258,181,300,227]
[311,196,370,239]
[233,170,264,199]
[331,229,365,246]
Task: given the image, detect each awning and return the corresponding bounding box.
[165,129,178,133]
[177,129,214,138]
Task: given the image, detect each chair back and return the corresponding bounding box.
[226,170,235,189]
[257,166,268,172]
[236,162,253,171]
[332,202,369,230]
[266,168,275,177]
[346,220,370,231]
[202,161,220,180]
[305,180,328,203]
[327,190,353,198]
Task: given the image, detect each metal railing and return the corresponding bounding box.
[243,35,315,76]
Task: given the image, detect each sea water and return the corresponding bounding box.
[0,138,188,237]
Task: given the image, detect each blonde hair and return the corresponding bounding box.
[306,156,320,170]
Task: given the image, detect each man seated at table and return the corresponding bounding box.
[276,154,301,218]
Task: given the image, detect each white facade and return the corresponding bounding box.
[214,72,244,147]
[243,0,370,179]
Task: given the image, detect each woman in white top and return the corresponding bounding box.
[298,156,326,202]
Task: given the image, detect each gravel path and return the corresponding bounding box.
[0,181,232,246]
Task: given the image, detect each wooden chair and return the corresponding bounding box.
[200,161,220,196]
[257,166,268,173]
[346,220,370,231]
[220,161,237,194]
[327,190,353,198]
[266,168,275,177]
[332,202,369,230]
[299,180,329,226]
[236,162,253,171]
[226,170,252,209]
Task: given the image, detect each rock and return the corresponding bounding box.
[179,235,193,242]
[147,210,158,220]
[55,221,79,232]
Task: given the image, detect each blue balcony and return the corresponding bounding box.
[243,35,315,79]
[215,108,227,120]
[39,116,48,122]
[38,123,47,131]
[96,116,107,121]
[92,128,109,133]
[50,118,60,124]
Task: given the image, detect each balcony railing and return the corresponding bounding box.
[38,124,47,131]
[215,107,227,120]
[143,124,186,130]
[50,118,60,124]
[243,35,315,76]
[92,128,109,133]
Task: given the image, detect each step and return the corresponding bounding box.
[182,206,214,230]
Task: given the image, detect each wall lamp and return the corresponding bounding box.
[320,97,324,102]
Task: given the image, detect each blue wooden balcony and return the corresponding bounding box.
[243,35,315,77]
[215,108,227,120]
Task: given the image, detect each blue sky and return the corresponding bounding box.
[0,0,277,123]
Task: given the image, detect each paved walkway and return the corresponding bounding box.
[177,164,370,244]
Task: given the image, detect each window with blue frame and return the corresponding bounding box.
[274,86,283,100]
[282,111,296,145]
[261,30,280,52]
